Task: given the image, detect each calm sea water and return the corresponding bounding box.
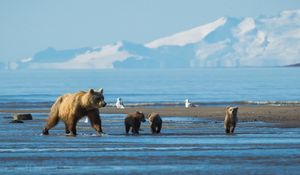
[0,114,299,174]
[0,68,299,109]
[1,68,300,174]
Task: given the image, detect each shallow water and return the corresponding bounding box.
[0,113,300,175]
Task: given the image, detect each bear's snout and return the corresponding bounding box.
[98,101,106,107]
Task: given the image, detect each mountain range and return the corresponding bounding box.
[4,9,300,69]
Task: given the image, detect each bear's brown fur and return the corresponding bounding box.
[147,113,162,134]
[224,106,238,134]
[42,88,106,136]
[124,111,146,135]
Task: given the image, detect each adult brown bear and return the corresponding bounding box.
[42,89,106,136]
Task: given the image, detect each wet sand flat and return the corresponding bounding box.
[2,106,300,127]
[0,111,300,175]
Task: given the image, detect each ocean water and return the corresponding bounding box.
[0,68,299,109]
[0,114,300,175]
[1,68,300,174]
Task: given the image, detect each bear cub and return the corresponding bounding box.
[42,88,106,136]
[224,106,238,134]
[124,111,146,135]
[147,113,162,134]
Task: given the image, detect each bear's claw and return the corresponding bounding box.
[96,132,106,136]
[66,133,76,137]
[42,129,49,135]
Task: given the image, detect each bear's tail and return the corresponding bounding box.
[49,96,63,116]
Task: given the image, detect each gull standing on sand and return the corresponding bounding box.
[185,99,195,108]
[116,97,125,109]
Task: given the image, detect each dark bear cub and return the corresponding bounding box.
[124,111,146,135]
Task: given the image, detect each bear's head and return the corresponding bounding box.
[226,106,238,116]
[84,88,106,109]
[136,111,146,123]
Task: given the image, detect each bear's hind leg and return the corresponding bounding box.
[230,126,235,134]
[150,124,156,134]
[132,126,139,135]
[66,119,77,136]
[64,123,70,134]
[156,123,162,134]
[42,114,59,135]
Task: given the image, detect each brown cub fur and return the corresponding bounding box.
[124,111,146,135]
[224,106,238,134]
[42,88,106,136]
[147,113,162,134]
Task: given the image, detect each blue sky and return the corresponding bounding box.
[1,0,300,62]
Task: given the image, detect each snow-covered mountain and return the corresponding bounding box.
[9,9,300,69]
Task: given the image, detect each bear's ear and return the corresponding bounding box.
[88,89,94,94]
[136,111,142,114]
[98,88,103,94]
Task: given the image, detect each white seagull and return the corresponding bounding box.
[185,99,195,108]
[116,97,125,109]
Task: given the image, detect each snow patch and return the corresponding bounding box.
[21,57,32,63]
[234,17,256,37]
[27,42,132,69]
[145,17,227,48]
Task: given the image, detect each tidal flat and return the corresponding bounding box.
[1,111,300,175]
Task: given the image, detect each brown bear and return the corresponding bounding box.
[147,113,162,134]
[42,88,106,136]
[224,106,238,134]
[124,111,146,135]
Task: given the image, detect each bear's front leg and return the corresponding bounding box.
[132,122,141,135]
[88,109,104,135]
[225,126,230,134]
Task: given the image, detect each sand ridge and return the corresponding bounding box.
[1,106,299,127]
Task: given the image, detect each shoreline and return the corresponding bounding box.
[1,106,299,127]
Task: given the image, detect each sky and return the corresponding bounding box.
[1,0,300,62]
